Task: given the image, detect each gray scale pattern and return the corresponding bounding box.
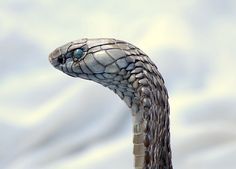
[49,38,173,169]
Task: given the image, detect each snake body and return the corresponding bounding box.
[49,38,172,169]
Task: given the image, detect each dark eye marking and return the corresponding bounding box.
[57,55,66,64]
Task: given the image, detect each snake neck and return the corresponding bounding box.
[131,72,172,169]
[106,66,172,169]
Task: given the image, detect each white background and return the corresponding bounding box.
[0,0,235,169]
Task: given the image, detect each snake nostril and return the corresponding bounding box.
[58,55,66,64]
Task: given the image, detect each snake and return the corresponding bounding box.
[49,38,173,169]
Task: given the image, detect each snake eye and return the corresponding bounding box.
[73,48,83,59]
[58,55,66,64]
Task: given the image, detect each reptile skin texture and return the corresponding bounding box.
[49,38,173,169]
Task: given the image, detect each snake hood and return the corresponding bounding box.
[49,38,172,169]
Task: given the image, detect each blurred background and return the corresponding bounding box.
[0,0,235,169]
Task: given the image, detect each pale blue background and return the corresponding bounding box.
[0,0,235,169]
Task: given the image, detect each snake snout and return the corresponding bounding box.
[48,48,62,67]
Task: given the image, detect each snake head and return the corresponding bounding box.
[49,38,143,83]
